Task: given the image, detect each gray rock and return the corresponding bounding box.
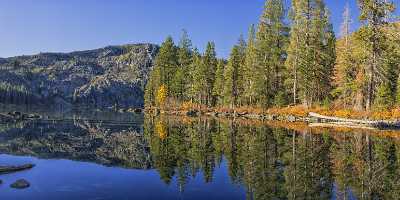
[287,115,296,122]
[0,43,159,109]
[10,179,30,189]
[133,108,143,113]
[186,110,198,117]
[221,112,231,117]
[209,112,218,117]
[73,75,144,109]
[244,114,262,119]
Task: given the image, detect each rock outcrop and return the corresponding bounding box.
[0,43,159,109]
[10,179,30,189]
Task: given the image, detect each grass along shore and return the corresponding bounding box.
[145,102,400,130]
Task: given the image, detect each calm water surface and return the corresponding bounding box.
[0,108,399,200]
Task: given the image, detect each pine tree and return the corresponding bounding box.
[145,63,162,106]
[236,35,247,106]
[224,46,242,108]
[396,76,400,105]
[191,48,206,104]
[171,68,185,100]
[385,23,400,106]
[171,30,193,101]
[310,0,336,105]
[333,2,357,107]
[286,0,302,104]
[144,71,156,106]
[153,36,178,91]
[212,59,225,105]
[243,25,258,105]
[357,0,396,110]
[341,2,352,45]
[374,83,393,110]
[178,30,193,68]
[255,0,288,107]
[203,42,218,106]
[145,36,179,107]
[286,0,335,107]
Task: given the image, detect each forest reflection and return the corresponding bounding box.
[144,115,400,200]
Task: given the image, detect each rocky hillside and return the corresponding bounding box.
[0,43,159,109]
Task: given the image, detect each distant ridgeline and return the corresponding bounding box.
[0,44,158,109]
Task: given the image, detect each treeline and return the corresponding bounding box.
[145,0,399,111]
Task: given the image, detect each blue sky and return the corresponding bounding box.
[0,0,398,58]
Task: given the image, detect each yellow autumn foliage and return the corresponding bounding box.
[156,84,168,107]
[156,120,167,140]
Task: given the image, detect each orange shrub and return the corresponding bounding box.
[267,105,309,117]
[391,108,400,119]
[332,109,352,118]
[181,101,195,111]
[371,110,393,120]
[235,106,264,114]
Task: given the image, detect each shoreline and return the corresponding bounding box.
[145,107,400,130]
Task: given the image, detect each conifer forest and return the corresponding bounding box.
[145,0,399,115]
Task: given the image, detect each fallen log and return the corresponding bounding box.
[308,112,400,129]
[309,122,377,130]
[309,112,377,124]
[0,164,35,174]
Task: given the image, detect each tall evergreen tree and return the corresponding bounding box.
[310,0,336,104]
[243,24,258,105]
[171,30,193,101]
[154,36,178,90]
[255,0,288,107]
[286,0,335,107]
[236,35,247,105]
[192,48,207,104]
[213,59,226,105]
[334,3,356,106]
[357,0,396,110]
[333,2,358,107]
[145,69,157,106]
[145,36,178,106]
[396,76,400,105]
[341,2,352,45]
[178,30,193,68]
[375,82,393,110]
[203,42,218,106]
[286,0,303,104]
[224,45,242,108]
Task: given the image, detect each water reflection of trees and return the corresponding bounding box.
[145,116,400,200]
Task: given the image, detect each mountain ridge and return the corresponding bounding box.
[0,43,156,59]
[0,43,159,109]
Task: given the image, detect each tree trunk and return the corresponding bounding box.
[293,65,298,104]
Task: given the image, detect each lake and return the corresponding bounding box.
[0,108,399,200]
